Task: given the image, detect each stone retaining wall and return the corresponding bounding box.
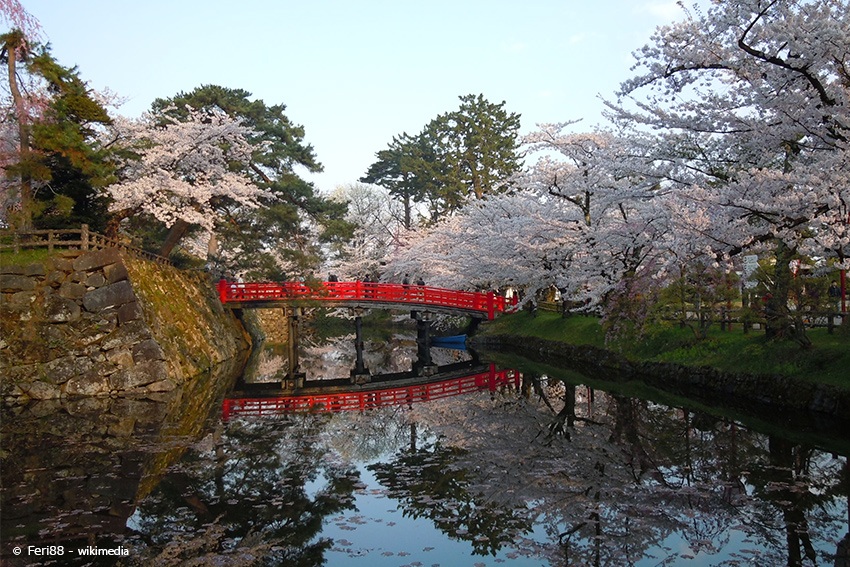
[1,248,249,402]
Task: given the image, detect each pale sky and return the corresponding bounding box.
[17,0,697,192]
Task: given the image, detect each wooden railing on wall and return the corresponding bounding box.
[0,224,171,265]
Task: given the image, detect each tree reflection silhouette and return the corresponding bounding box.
[746,437,832,566]
[130,415,360,566]
[367,441,532,556]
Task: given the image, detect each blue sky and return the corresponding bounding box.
[18,0,697,191]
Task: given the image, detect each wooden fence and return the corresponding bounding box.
[537,300,845,333]
[0,224,171,265]
[655,306,845,333]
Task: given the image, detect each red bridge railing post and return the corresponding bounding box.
[218,278,227,303]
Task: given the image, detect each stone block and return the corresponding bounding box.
[108,360,168,391]
[106,348,135,368]
[117,301,143,324]
[82,280,135,312]
[0,264,25,275]
[64,372,111,397]
[26,380,61,400]
[144,392,172,403]
[85,272,106,288]
[94,309,119,333]
[43,324,64,344]
[9,290,36,307]
[46,270,66,287]
[23,263,46,276]
[146,379,176,392]
[44,295,81,323]
[52,257,75,272]
[72,248,121,272]
[41,355,83,385]
[132,338,165,362]
[59,281,87,300]
[100,320,150,351]
[0,274,35,292]
[103,262,129,284]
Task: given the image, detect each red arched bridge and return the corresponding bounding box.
[222,364,520,418]
[218,280,517,320]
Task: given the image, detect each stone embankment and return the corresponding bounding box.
[1,248,249,403]
[471,334,850,422]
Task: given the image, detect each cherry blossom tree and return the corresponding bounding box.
[519,126,679,295]
[328,182,407,280]
[381,125,679,334]
[104,107,268,257]
[355,0,850,347]
[606,0,850,342]
[381,190,570,295]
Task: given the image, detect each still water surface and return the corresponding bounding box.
[2,326,848,566]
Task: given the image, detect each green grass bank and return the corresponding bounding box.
[476,311,850,392]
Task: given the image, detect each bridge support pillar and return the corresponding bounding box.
[285,307,305,388]
[412,311,438,377]
[350,312,371,384]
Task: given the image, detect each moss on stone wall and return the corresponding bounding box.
[122,257,250,382]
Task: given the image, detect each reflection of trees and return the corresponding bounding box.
[129,415,360,566]
[527,373,577,442]
[368,441,532,556]
[321,405,413,462]
[598,393,846,566]
[745,437,846,566]
[833,461,850,566]
[405,379,848,566]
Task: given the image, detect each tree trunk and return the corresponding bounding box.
[765,241,811,347]
[159,219,190,258]
[207,232,218,258]
[403,192,411,231]
[765,241,793,340]
[5,33,32,230]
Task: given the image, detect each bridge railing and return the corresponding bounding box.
[217,280,518,319]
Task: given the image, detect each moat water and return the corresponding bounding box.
[2,320,848,566]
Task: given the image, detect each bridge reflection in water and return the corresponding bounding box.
[223,363,519,418]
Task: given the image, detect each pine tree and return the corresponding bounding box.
[1,31,113,229]
[363,94,522,224]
